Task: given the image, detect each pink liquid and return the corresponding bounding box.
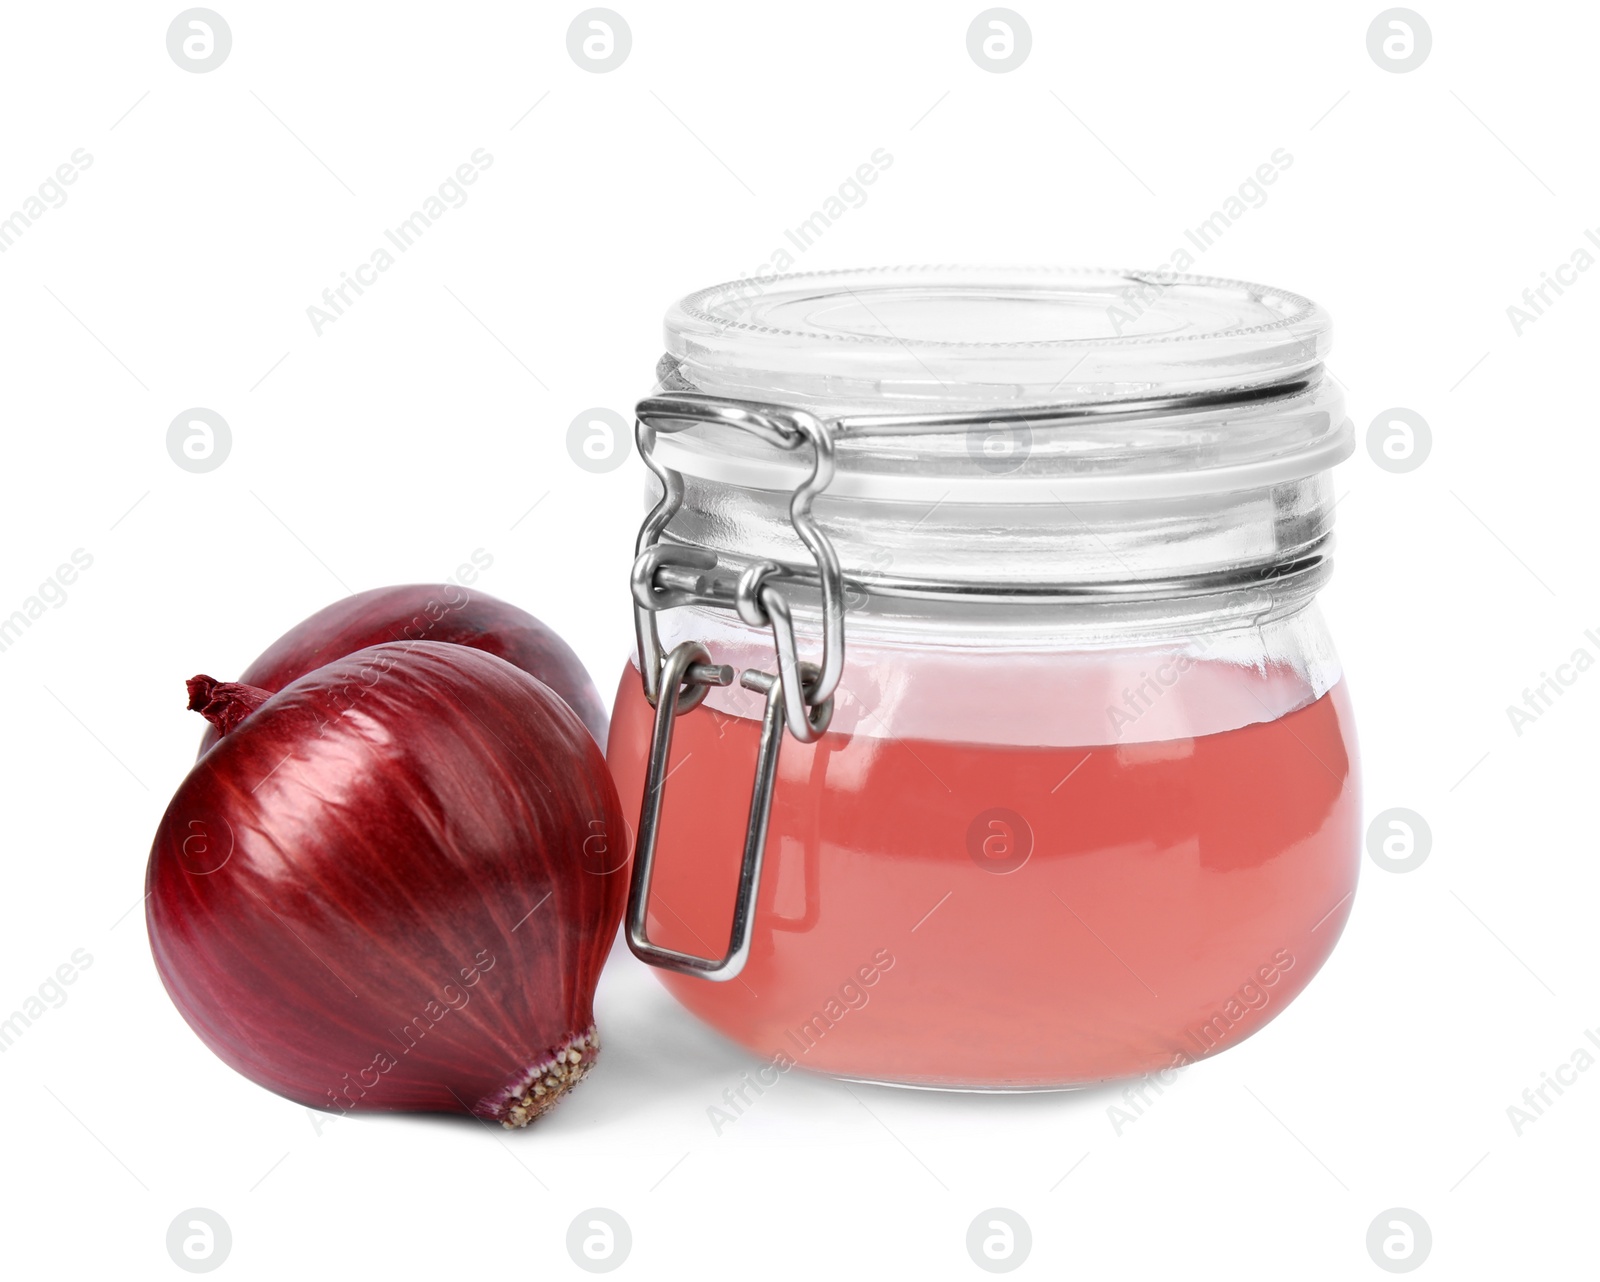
[608,670,1359,1088]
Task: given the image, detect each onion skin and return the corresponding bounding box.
[196,584,608,756]
[148,641,626,1127]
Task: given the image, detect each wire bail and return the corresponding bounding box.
[624,393,846,981]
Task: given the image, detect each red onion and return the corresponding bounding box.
[196,584,607,755]
[148,641,626,1127]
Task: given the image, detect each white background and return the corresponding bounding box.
[2,1,1596,1276]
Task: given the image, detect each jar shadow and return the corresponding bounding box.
[823,1071,1146,1120]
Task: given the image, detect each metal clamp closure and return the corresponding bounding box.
[625,393,843,980]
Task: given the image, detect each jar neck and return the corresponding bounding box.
[656,567,1328,648]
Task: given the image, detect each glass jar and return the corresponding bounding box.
[608,267,1359,1089]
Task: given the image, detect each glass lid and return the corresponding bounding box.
[650,267,1350,504]
[664,266,1332,409]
